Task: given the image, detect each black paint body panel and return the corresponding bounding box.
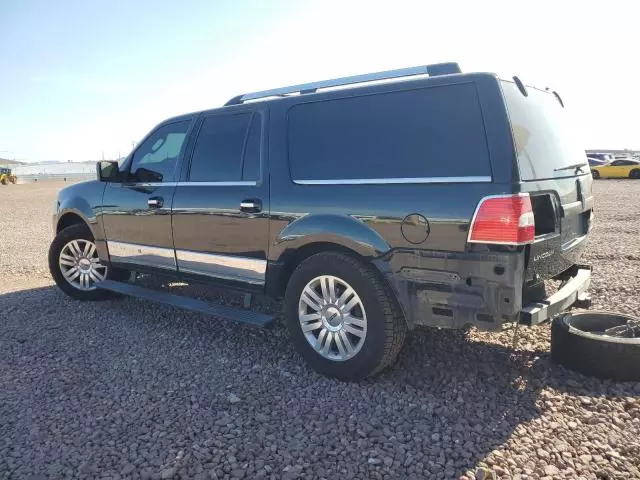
[51,71,591,330]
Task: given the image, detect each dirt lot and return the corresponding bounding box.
[1,180,639,479]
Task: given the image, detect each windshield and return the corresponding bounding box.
[501,80,587,181]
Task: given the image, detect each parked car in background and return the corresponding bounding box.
[591,159,640,179]
[586,153,615,162]
[587,157,608,167]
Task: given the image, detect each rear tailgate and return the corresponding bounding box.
[521,175,593,283]
[501,80,594,284]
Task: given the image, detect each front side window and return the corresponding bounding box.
[188,112,261,182]
[129,120,191,183]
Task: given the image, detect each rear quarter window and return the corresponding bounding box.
[287,83,492,182]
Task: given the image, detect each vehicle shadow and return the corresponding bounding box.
[0,284,632,479]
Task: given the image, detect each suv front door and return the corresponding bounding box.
[101,119,193,271]
[171,110,270,287]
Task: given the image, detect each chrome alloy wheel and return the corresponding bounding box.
[58,239,107,291]
[298,275,367,361]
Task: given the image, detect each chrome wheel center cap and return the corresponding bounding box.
[322,305,343,331]
[78,258,91,271]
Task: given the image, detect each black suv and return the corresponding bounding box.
[49,63,593,380]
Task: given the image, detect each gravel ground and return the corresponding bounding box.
[1,180,639,480]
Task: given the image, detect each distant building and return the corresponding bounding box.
[13,162,96,183]
[0,158,22,168]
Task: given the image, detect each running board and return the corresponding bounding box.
[98,280,274,328]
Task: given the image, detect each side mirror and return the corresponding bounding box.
[97,161,119,182]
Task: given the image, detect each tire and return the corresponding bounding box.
[591,170,600,179]
[629,169,640,179]
[551,312,640,381]
[48,223,129,301]
[284,252,407,381]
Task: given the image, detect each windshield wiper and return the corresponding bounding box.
[555,162,587,173]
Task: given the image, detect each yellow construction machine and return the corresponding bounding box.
[0,167,17,185]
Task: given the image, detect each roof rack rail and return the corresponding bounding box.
[224,62,461,106]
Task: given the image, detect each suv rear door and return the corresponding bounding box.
[500,80,593,285]
[171,109,270,287]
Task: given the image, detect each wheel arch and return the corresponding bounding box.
[55,206,109,261]
[267,241,409,329]
[56,211,90,233]
[268,214,392,297]
[270,241,361,297]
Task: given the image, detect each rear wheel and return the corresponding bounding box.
[591,170,600,179]
[49,223,128,301]
[629,169,640,179]
[284,252,407,381]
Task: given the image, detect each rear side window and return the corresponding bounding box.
[188,112,261,182]
[287,83,491,182]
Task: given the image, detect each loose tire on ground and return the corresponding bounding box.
[551,312,640,381]
[49,223,129,301]
[284,252,407,381]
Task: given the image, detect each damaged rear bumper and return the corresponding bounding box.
[520,265,592,326]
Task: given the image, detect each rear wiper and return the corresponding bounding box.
[555,163,587,173]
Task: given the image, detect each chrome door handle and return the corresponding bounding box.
[148,197,164,208]
[240,199,262,212]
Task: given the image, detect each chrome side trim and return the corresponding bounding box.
[120,182,176,188]
[107,241,176,270]
[294,176,492,185]
[119,181,258,187]
[175,250,266,285]
[177,181,258,187]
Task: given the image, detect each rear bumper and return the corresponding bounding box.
[520,265,592,326]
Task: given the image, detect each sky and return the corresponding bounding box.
[1,0,638,162]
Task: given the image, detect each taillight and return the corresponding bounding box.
[467,193,535,245]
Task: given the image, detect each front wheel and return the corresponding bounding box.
[284,252,407,381]
[629,169,640,179]
[591,170,600,179]
[49,223,128,301]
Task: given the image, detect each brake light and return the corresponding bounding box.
[468,194,535,245]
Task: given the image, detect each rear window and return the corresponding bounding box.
[501,81,587,181]
[288,83,491,182]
